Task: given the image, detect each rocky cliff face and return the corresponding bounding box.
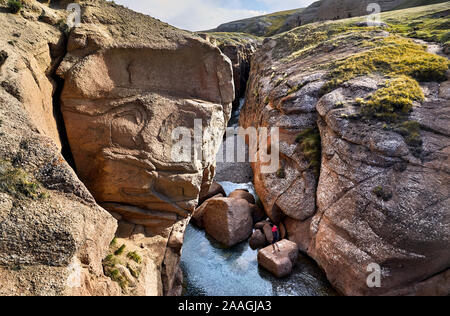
[240,5,449,295]
[210,0,448,37]
[0,0,233,296]
[200,33,260,107]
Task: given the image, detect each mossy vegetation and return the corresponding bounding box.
[7,0,22,14]
[321,36,449,95]
[359,76,425,121]
[114,244,126,256]
[373,186,393,201]
[0,160,48,200]
[127,263,141,279]
[276,167,286,179]
[295,128,321,176]
[103,242,143,291]
[107,268,128,290]
[383,3,450,45]
[205,32,262,46]
[109,237,117,247]
[127,251,142,264]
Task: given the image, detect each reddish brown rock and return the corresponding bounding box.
[229,189,256,204]
[191,193,224,228]
[203,197,253,247]
[250,203,266,224]
[257,240,299,278]
[249,230,268,250]
[263,224,274,244]
[199,182,226,206]
[240,13,450,296]
[255,221,270,230]
[280,222,287,240]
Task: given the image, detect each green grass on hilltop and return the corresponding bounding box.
[272,2,449,59]
[321,36,449,95]
[384,2,450,45]
[359,76,425,121]
[204,32,262,46]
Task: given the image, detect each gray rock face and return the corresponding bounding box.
[241,15,450,295]
[310,76,450,296]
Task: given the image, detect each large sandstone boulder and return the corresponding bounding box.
[0,1,119,295]
[56,0,233,295]
[0,0,234,296]
[257,240,299,278]
[203,197,253,247]
[229,189,256,204]
[199,182,226,206]
[241,10,450,295]
[57,1,234,229]
[191,193,224,228]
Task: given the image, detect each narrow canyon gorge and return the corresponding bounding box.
[0,0,448,296]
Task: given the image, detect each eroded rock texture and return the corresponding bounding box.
[241,20,449,295]
[57,1,233,295]
[0,0,234,296]
[0,0,119,295]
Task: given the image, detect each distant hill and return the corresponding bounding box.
[209,8,304,37]
[209,0,449,37]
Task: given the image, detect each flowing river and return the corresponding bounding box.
[181,99,337,296]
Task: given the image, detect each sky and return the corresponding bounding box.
[112,0,317,31]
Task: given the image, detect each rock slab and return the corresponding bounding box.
[203,197,253,247]
[257,240,299,278]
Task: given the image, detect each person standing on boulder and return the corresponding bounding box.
[272,225,281,253]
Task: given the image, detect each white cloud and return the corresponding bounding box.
[114,0,265,31]
[112,0,317,31]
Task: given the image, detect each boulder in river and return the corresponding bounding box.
[257,240,299,278]
[249,230,268,250]
[255,221,270,230]
[192,194,224,228]
[229,189,256,204]
[203,197,253,247]
[250,204,266,224]
[263,223,274,244]
[199,182,226,206]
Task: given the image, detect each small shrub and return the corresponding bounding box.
[373,186,393,201]
[127,263,141,278]
[7,0,22,14]
[360,76,424,121]
[110,237,117,247]
[276,167,286,179]
[127,251,142,264]
[0,161,46,200]
[105,268,128,290]
[114,244,126,256]
[295,128,322,176]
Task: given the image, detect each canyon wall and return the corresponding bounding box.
[0,0,119,295]
[240,10,450,295]
[0,0,233,295]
